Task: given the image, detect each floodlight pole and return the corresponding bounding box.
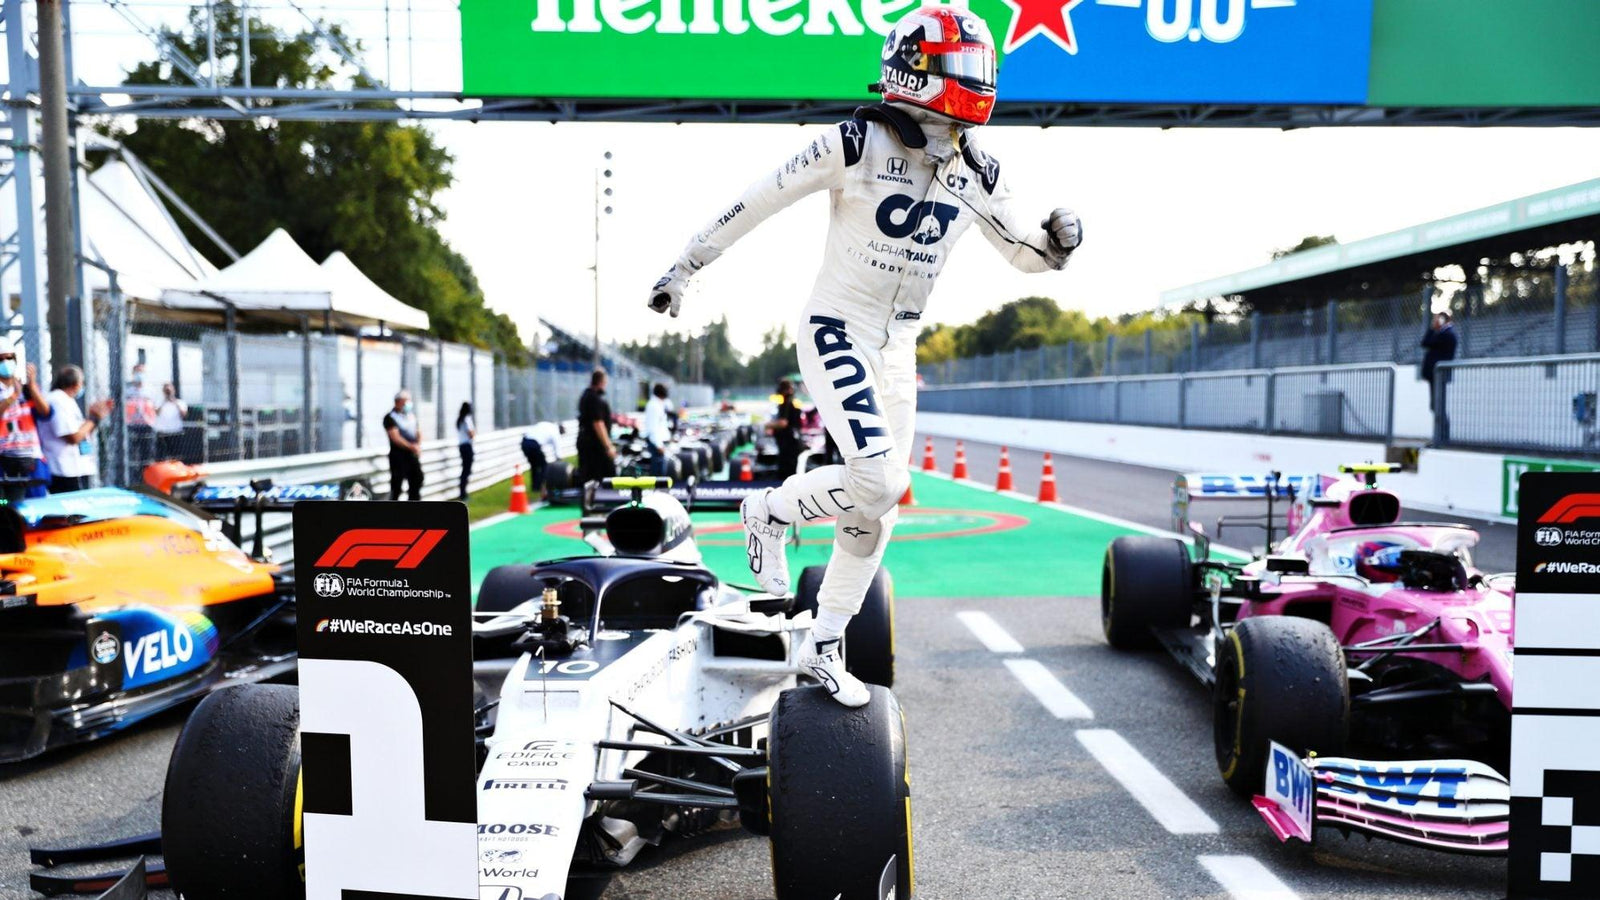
[592,168,600,369]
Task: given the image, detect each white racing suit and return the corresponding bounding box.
[671,103,1071,619]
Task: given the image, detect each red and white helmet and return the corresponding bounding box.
[875,5,998,126]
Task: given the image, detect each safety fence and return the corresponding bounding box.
[918,363,1397,441]
[920,269,1598,385]
[1434,354,1600,458]
[202,424,578,563]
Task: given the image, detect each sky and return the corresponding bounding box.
[433,122,1600,354]
[53,0,1600,357]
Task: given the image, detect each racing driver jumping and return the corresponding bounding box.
[648,6,1082,706]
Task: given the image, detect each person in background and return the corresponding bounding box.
[0,340,52,505]
[576,369,616,484]
[522,420,563,499]
[39,366,112,493]
[1421,311,1458,411]
[153,382,188,461]
[642,383,672,477]
[123,363,156,469]
[770,378,802,479]
[456,401,476,500]
[383,391,424,501]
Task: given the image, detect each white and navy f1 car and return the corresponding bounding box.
[34,478,907,900]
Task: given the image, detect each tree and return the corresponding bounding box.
[1271,235,1339,260]
[98,3,528,362]
[914,297,1200,366]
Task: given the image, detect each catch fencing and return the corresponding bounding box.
[920,268,1598,386]
[1434,354,1600,458]
[206,424,578,562]
[79,295,562,487]
[918,363,1397,441]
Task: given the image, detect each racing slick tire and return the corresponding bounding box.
[1101,535,1193,650]
[1214,615,1350,797]
[677,449,702,483]
[477,565,545,614]
[662,454,684,487]
[163,683,302,899]
[793,565,895,687]
[545,459,572,494]
[708,441,725,475]
[767,684,912,900]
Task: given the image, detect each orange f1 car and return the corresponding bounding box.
[0,484,324,762]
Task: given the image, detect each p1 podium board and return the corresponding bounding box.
[294,502,478,900]
[1510,474,1600,898]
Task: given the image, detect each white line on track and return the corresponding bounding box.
[1075,729,1219,834]
[1198,855,1301,900]
[957,611,1024,653]
[1003,659,1094,719]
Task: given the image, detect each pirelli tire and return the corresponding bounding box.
[1214,615,1350,797]
[708,442,726,475]
[676,449,701,484]
[476,565,545,614]
[793,564,895,687]
[767,684,912,900]
[1101,535,1193,650]
[544,459,573,494]
[163,683,303,900]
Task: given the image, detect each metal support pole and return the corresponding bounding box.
[38,0,78,369]
[354,333,364,448]
[1142,330,1152,374]
[225,305,241,460]
[1554,264,1569,355]
[592,169,601,370]
[7,0,45,372]
[436,337,445,440]
[1189,321,1201,373]
[469,345,478,424]
[1249,312,1262,369]
[1065,342,1076,379]
[1177,375,1188,429]
[1325,300,1338,365]
[170,337,182,397]
[300,315,312,453]
[109,278,127,486]
[1104,335,1116,377]
[240,1,252,97]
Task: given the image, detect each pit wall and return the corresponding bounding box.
[917,411,1593,524]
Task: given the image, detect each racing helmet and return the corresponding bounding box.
[1353,541,1405,584]
[874,6,998,126]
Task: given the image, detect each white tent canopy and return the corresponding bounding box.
[81,161,218,300]
[319,251,430,331]
[160,228,428,330]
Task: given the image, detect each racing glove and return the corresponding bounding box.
[1043,208,1082,257]
[648,264,690,318]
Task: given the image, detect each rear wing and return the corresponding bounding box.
[577,478,779,514]
[190,479,372,559]
[1172,473,1322,558]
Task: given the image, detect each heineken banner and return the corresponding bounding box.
[459,0,1600,108]
[460,0,1374,103]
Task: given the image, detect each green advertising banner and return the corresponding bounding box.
[1502,456,1600,518]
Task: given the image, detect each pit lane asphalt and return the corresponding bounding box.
[0,451,1513,900]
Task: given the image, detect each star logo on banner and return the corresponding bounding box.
[1001,0,1086,54]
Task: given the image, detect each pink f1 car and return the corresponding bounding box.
[1101,463,1515,854]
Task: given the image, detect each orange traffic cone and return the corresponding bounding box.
[508,465,530,513]
[996,447,1014,492]
[899,481,915,506]
[952,441,969,480]
[921,437,937,472]
[1038,453,1058,503]
[739,456,753,482]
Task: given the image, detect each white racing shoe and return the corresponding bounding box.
[800,639,871,708]
[740,487,791,597]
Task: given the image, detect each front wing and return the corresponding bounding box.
[1254,754,1510,855]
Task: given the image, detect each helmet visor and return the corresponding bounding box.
[921,42,996,93]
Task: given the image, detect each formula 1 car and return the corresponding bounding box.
[0,483,312,764]
[113,478,908,900]
[1101,463,1515,854]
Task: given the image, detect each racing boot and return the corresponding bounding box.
[740,487,791,597]
[800,638,871,708]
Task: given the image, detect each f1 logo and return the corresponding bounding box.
[887,156,908,176]
[315,528,447,568]
[1539,494,1600,524]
